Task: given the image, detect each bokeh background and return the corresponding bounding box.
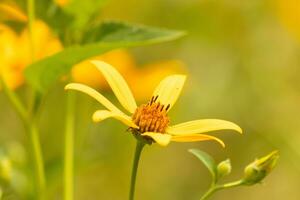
[1,0,300,199]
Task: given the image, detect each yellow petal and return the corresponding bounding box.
[0,3,27,22]
[141,132,172,146]
[91,60,137,113]
[92,110,138,128]
[166,119,242,135]
[71,49,136,89]
[128,60,186,101]
[65,83,124,114]
[152,74,186,111]
[171,134,225,147]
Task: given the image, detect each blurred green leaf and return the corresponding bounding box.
[38,2,73,40]
[13,0,73,43]
[81,20,186,45]
[24,21,185,93]
[189,149,217,181]
[14,0,105,44]
[62,0,107,29]
[34,0,106,44]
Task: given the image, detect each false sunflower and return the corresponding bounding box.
[65,61,242,146]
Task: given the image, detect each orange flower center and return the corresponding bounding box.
[132,96,170,133]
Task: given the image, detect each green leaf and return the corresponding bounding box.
[189,149,217,181]
[24,21,185,93]
[62,0,107,29]
[81,21,186,45]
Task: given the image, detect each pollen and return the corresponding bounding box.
[132,96,170,133]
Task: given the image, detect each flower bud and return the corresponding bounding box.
[243,151,279,185]
[217,159,231,179]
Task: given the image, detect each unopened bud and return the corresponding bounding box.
[217,159,231,179]
[243,151,279,185]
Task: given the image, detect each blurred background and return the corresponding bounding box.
[1,0,300,199]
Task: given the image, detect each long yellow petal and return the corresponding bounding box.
[65,83,124,114]
[91,60,137,113]
[128,60,186,101]
[166,119,242,135]
[141,132,172,146]
[92,110,138,128]
[171,134,225,147]
[152,75,186,111]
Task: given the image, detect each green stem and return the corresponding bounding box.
[199,186,218,200]
[26,0,46,198]
[0,76,45,199]
[64,92,75,200]
[129,140,145,200]
[0,78,28,124]
[27,0,35,61]
[200,180,244,200]
[27,122,46,199]
[220,180,244,189]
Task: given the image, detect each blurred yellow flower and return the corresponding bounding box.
[65,61,242,146]
[54,0,70,7]
[0,2,27,22]
[276,0,300,41]
[0,21,62,89]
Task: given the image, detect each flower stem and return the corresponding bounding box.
[28,122,46,199]
[0,76,45,199]
[27,0,35,61]
[64,92,75,200]
[220,180,244,189]
[26,0,46,198]
[129,140,145,200]
[199,186,218,200]
[0,78,28,124]
[200,180,244,200]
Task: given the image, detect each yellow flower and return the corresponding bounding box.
[65,61,242,146]
[0,21,62,89]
